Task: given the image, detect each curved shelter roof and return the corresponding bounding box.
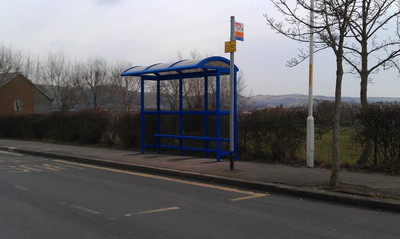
[121,56,238,79]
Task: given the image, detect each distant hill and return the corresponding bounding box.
[246,94,400,108]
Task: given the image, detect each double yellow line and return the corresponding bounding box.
[54,160,268,202]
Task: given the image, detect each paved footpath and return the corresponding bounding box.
[1,139,399,212]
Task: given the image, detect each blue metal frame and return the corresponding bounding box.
[121,56,238,161]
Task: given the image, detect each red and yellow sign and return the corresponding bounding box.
[235,22,244,41]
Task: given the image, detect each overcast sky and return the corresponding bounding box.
[1,0,399,98]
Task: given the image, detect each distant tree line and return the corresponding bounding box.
[0,45,249,113]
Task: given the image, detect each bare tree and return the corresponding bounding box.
[21,53,41,84]
[148,49,250,119]
[0,44,13,73]
[168,50,249,111]
[159,79,181,110]
[0,44,24,74]
[207,73,243,111]
[0,43,41,82]
[344,0,400,106]
[343,1,400,166]
[41,52,79,111]
[110,60,141,112]
[265,0,357,187]
[234,71,250,113]
[180,50,205,110]
[75,57,116,110]
[156,50,200,110]
[60,63,81,112]
[265,2,400,168]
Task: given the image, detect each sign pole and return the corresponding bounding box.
[307,0,315,167]
[230,16,235,171]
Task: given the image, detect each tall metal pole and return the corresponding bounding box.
[230,16,235,171]
[307,0,315,167]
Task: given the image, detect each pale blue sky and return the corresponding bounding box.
[1,0,399,98]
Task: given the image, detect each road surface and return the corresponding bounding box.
[0,151,398,238]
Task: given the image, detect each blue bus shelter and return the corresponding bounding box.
[121,56,238,161]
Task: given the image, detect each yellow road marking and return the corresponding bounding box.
[230,193,267,201]
[40,164,61,171]
[54,160,268,201]
[19,165,43,172]
[2,165,30,173]
[138,206,180,214]
[125,207,180,216]
[42,164,64,170]
[0,150,23,157]
[52,163,83,170]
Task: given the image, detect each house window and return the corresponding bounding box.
[14,100,24,112]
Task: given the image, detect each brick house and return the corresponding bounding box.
[0,72,53,114]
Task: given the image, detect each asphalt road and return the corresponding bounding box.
[0,151,398,239]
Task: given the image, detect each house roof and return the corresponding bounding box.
[0,72,19,87]
[121,56,239,79]
[0,72,54,101]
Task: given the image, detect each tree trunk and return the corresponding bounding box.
[123,91,130,113]
[357,35,373,166]
[330,57,344,188]
[360,74,368,106]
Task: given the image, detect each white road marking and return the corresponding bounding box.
[70,205,101,215]
[14,185,29,191]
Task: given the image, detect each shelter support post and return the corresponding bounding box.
[204,75,209,158]
[140,77,145,154]
[157,79,161,154]
[179,77,183,155]
[216,71,221,161]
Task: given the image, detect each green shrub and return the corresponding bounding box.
[0,101,398,174]
[237,105,308,164]
[0,114,48,139]
[117,112,141,148]
[352,102,400,172]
